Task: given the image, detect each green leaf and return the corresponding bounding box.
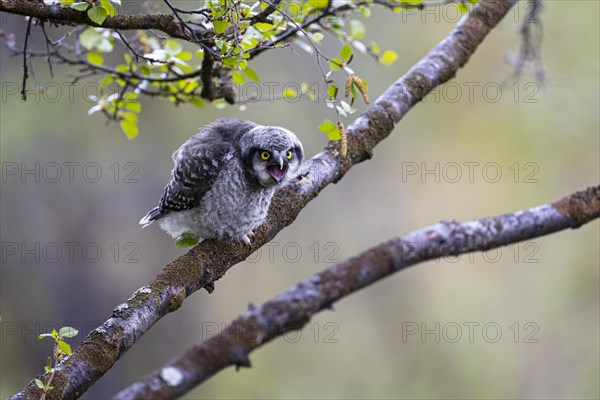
[319,119,341,141]
[253,22,274,31]
[327,84,338,99]
[189,97,205,109]
[215,39,228,54]
[87,52,104,66]
[282,88,297,98]
[350,82,360,100]
[348,20,365,39]
[327,130,342,141]
[222,57,238,68]
[123,100,141,112]
[380,50,398,65]
[240,37,259,51]
[59,327,79,338]
[120,118,139,140]
[79,28,114,53]
[371,41,381,54]
[456,2,469,13]
[243,67,260,82]
[311,32,324,43]
[165,40,182,54]
[182,80,199,93]
[213,20,228,34]
[79,28,103,50]
[359,5,371,18]
[340,44,353,61]
[99,0,116,16]
[71,2,89,11]
[232,70,245,84]
[328,57,343,71]
[176,51,192,61]
[58,340,72,355]
[305,0,328,12]
[176,233,200,248]
[38,333,53,340]
[87,6,108,25]
[34,379,45,389]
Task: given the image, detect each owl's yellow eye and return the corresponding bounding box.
[286,150,293,159]
[260,151,271,160]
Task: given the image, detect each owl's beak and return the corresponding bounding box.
[266,156,288,183]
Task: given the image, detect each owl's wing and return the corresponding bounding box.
[139,142,235,226]
[162,142,235,213]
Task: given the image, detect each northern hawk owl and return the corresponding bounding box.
[140,118,304,246]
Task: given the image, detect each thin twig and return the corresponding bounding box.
[40,22,54,77]
[20,17,32,101]
[162,1,211,19]
[115,30,162,64]
[162,0,195,39]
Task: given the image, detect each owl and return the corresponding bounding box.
[139,118,304,246]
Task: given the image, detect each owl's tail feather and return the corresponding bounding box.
[139,207,162,228]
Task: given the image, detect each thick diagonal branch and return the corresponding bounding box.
[113,185,600,399]
[9,1,519,399]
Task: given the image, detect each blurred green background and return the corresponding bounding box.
[1,1,598,399]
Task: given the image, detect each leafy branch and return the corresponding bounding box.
[1,0,432,138]
[35,327,79,400]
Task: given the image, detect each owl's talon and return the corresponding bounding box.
[203,282,215,294]
[241,231,256,246]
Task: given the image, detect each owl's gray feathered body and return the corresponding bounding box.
[140,118,304,244]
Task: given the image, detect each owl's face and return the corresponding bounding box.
[241,126,304,187]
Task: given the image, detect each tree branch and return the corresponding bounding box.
[113,185,600,399]
[0,0,189,39]
[9,0,519,399]
[248,0,283,24]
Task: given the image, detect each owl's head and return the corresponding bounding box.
[240,125,304,187]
